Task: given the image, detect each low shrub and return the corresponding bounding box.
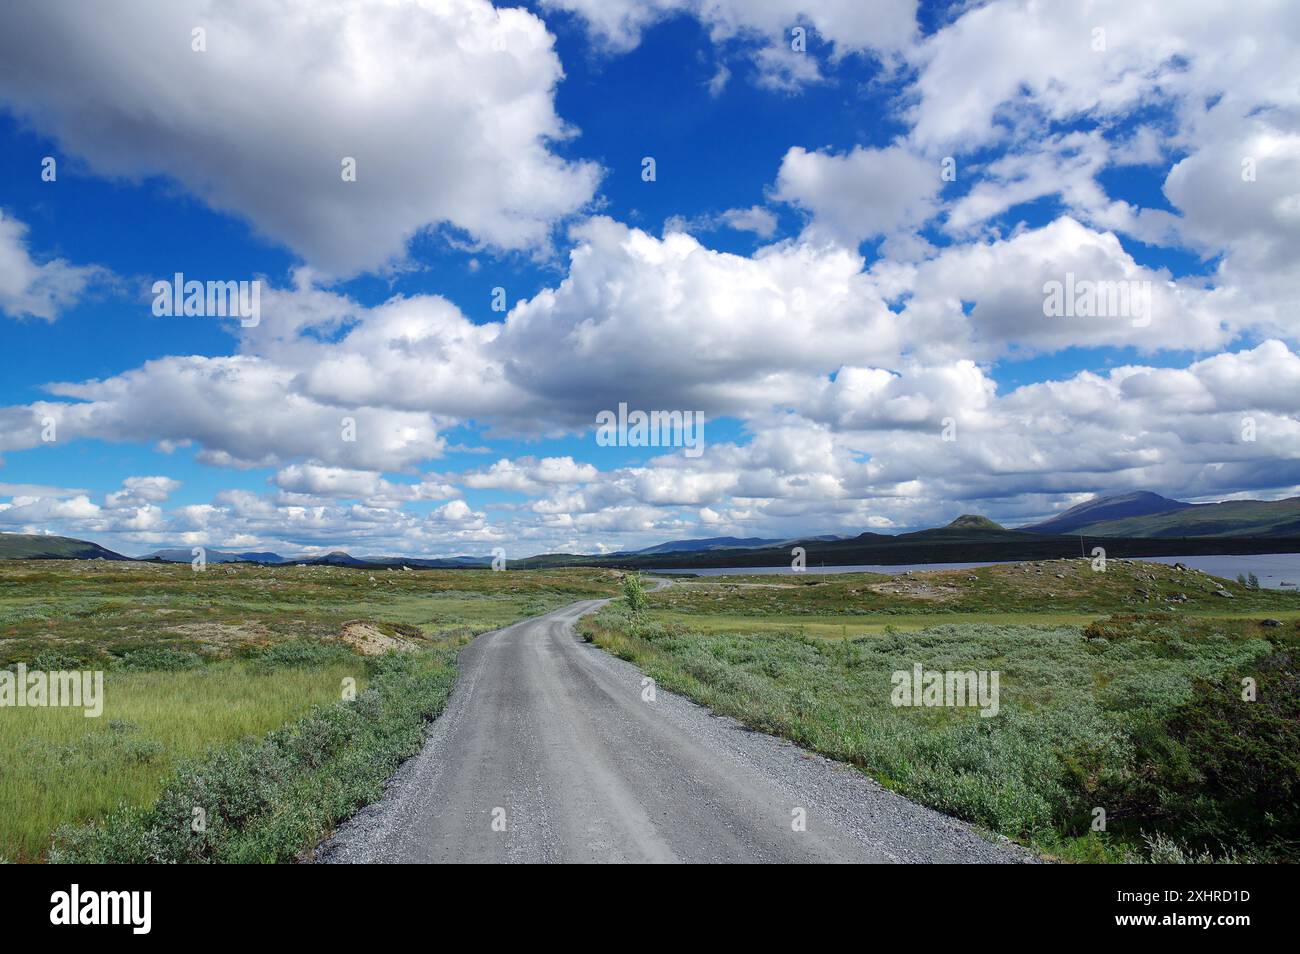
[49,648,457,863]
[581,605,1295,861]
[246,638,357,671]
[115,646,204,671]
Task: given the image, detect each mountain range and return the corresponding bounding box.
[144,547,294,564]
[0,532,129,561]
[1019,492,1300,538]
[3,492,1299,568]
[1017,491,1190,534]
[141,547,496,568]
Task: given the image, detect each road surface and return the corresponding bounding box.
[321,596,1033,864]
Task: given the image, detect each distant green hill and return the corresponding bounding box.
[1077,497,1300,538]
[1021,491,1189,534]
[894,514,1022,543]
[945,514,1005,531]
[305,550,372,567]
[0,532,129,561]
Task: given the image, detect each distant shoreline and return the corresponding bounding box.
[649,553,1300,589]
[521,536,1300,571]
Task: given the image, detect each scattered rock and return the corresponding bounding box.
[1215,589,1234,598]
[337,620,418,655]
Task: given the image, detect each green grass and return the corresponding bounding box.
[659,608,1300,640]
[585,567,1300,862]
[0,660,362,861]
[0,561,621,669]
[0,560,621,861]
[47,648,464,863]
[657,610,1106,637]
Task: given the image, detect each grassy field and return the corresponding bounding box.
[2,660,362,861]
[651,561,1300,637]
[652,558,1299,619]
[10,555,1296,863]
[0,559,617,669]
[0,560,620,861]
[584,560,1300,862]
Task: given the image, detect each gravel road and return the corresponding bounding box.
[320,596,1035,864]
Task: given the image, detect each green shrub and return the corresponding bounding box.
[247,638,356,671]
[49,649,457,863]
[21,649,96,671]
[583,606,1298,861]
[1160,651,1296,848]
[116,646,204,671]
[623,575,649,617]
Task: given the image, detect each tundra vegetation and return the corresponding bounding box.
[0,560,619,862]
[580,559,1300,862]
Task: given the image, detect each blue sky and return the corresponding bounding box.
[0,0,1297,557]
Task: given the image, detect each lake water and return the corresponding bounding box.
[654,553,1300,590]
